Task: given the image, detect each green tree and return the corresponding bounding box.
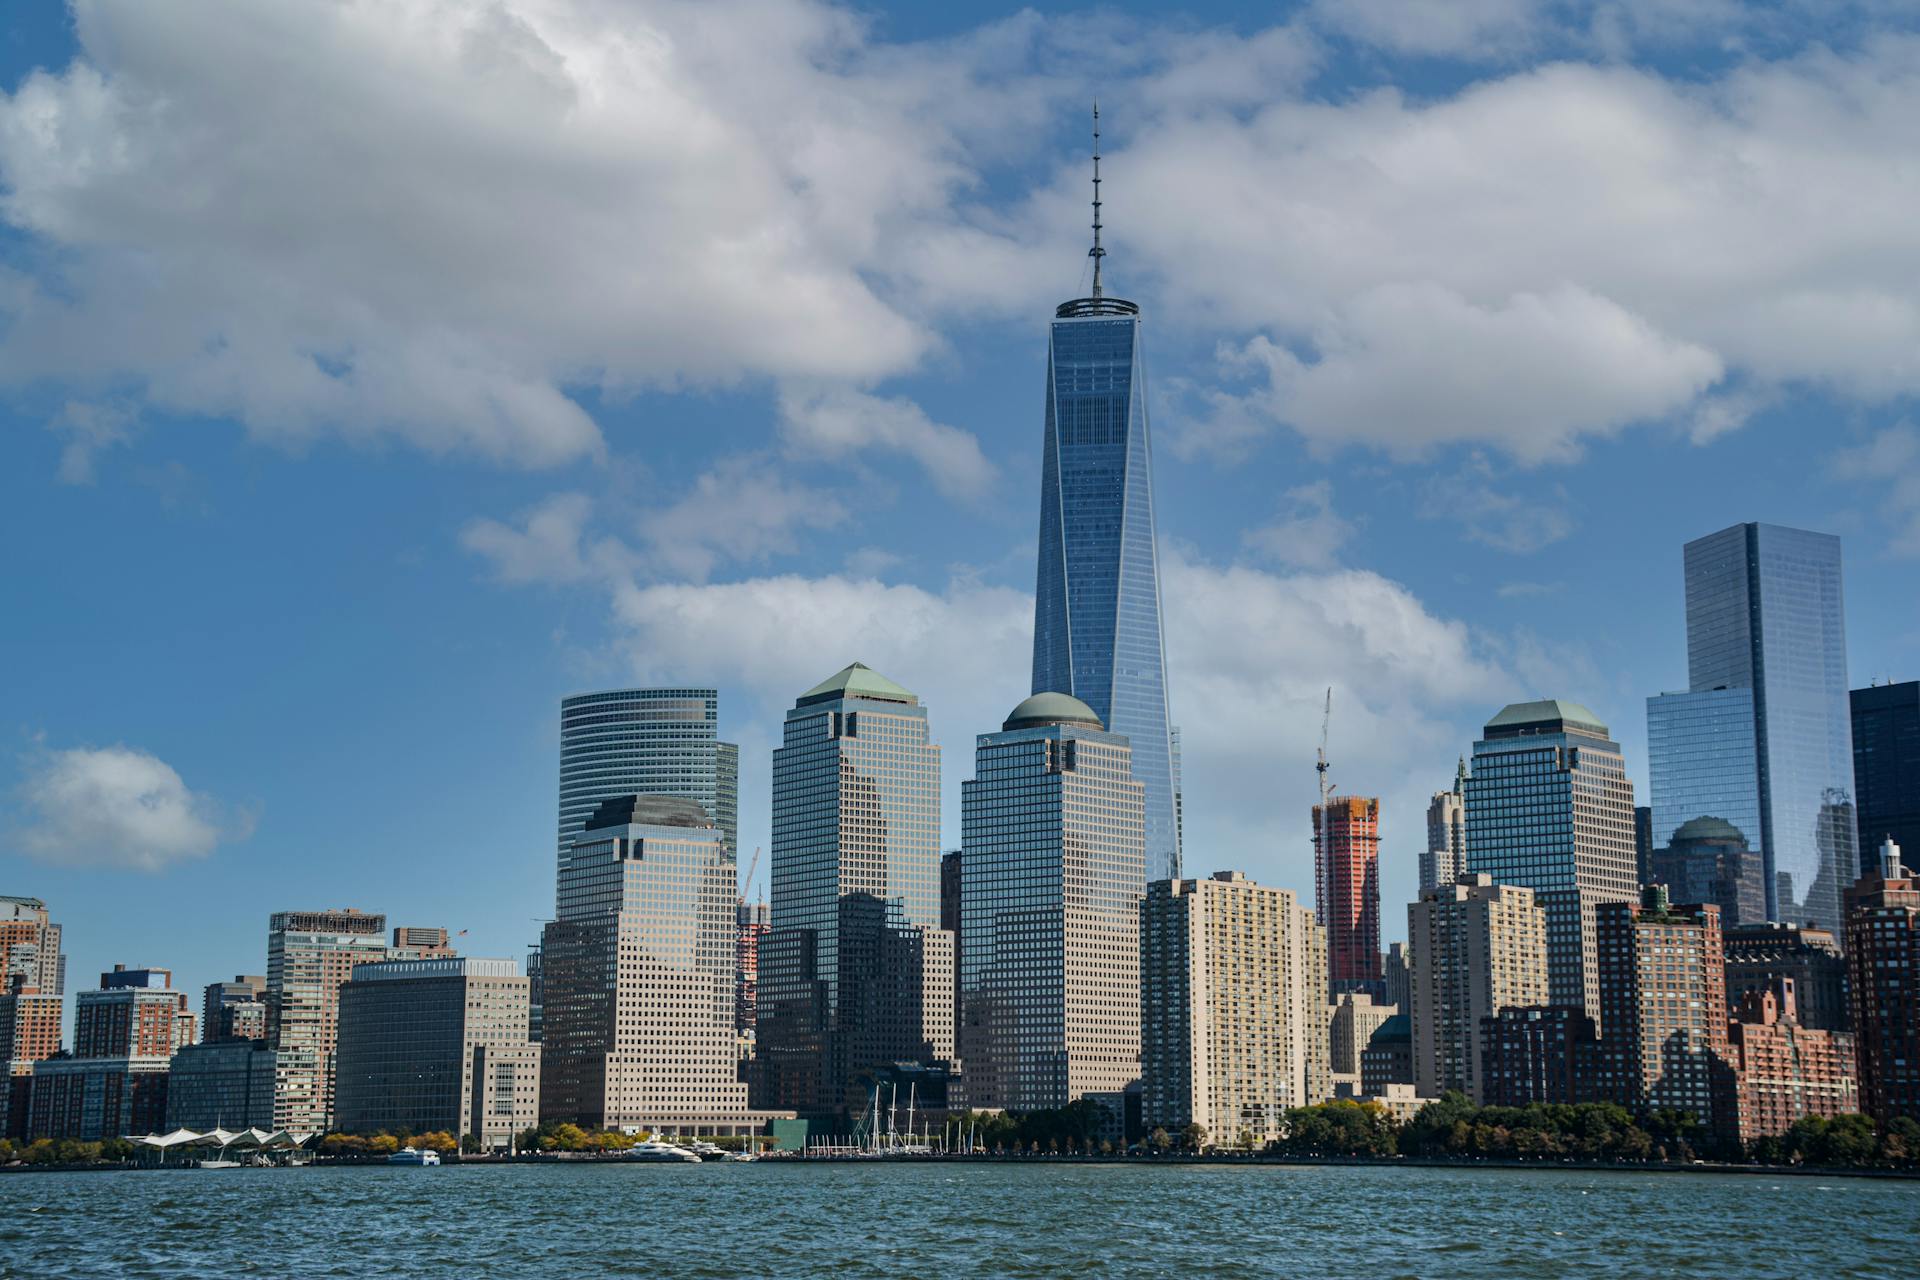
[1181,1123,1208,1152]
[22,1139,56,1165]
[1148,1127,1172,1154]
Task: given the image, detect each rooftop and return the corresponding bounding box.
[796,661,917,708]
[1484,698,1609,738]
[581,794,713,831]
[1003,691,1103,732]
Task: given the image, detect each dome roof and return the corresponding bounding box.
[1672,815,1747,844]
[1003,692,1103,732]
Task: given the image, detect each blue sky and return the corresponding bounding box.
[3,0,1918,1020]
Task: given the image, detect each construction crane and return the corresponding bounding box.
[739,845,763,905]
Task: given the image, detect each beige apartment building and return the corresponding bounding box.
[1328,992,1397,1090]
[1141,871,1330,1147]
[266,908,389,1131]
[1409,875,1550,1102]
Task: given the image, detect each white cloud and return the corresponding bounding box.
[1833,424,1920,556]
[12,744,249,871]
[1243,480,1357,569]
[778,387,997,501]
[461,492,597,584]
[48,399,139,484]
[1420,459,1577,552]
[635,456,850,581]
[1311,0,1552,59]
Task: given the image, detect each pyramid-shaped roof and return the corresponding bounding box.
[796,662,917,708]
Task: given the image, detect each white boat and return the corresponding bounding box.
[689,1140,724,1157]
[624,1138,701,1163]
[387,1147,442,1166]
[196,1159,243,1170]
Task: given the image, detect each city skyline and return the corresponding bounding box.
[5,2,1920,1014]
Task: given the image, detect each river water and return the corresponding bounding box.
[2,1160,1915,1277]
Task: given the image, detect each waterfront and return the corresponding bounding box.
[3,1162,1916,1278]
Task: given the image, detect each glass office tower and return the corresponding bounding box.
[1852,681,1920,871]
[1647,524,1854,929]
[556,689,738,877]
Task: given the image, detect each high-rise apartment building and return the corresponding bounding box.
[81,965,195,1055]
[1422,762,1468,893]
[29,965,189,1141]
[1480,1005,1595,1108]
[201,975,267,1044]
[1314,796,1382,997]
[0,896,64,996]
[1650,817,1766,929]
[557,688,739,874]
[1407,875,1551,1102]
[1465,700,1638,1023]
[1142,872,1327,1146]
[1844,844,1920,1124]
[1647,523,1856,930]
[1,977,62,1139]
[1852,680,1918,874]
[266,908,389,1131]
[1382,941,1412,1015]
[961,693,1145,1114]
[336,956,539,1148]
[757,663,951,1113]
[1723,922,1848,1034]
[1029,127,1179,885]
[1592,887,1730,1129]
[542,797,765,1134]
[1724,978,1857,1145]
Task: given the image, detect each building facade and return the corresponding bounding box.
[1723,922,1848,1034]
[79,967,194,1057]
[201,976,267,1044]
[1141,872,1328,1146]
[1479,1005,1596,1108]
[1648,523,1856,929]
[1314,796,1382,997]
[735,899,769,1037]
[165,1039,278,1131]
[1852,681,1918,874]
[1724,978,1857,1145]
[1592,887,1731,1129]
[1422,762,1468,893]
[1844,849,1920,1124]
[757,663,950,1114]
[1,978,62,1139]
[1328,992,1395,1084]
[961,693,1145,1114]
[1650,816,1766,930]
[1029,206,1180,885]
[0,896,64,996]
[1465,700,1638,1024]
[266,908,389,1131]
[335,956,538,1148]
[557,687,740,872]
[1408,875,1551,1103]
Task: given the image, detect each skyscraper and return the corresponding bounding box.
[1407,875,1550,1103]
[961,692,1145,1113]
[1313,796,1382,997]
[557,688,739,875]
[1851,680,1918,873]
[1647,523,1856,930]
[1844,844,1920,1125]
[266,908,389,1131]
[1421,763,1467,893]
[1465,700,1638,1023]
[1030,112,1179,883]
[756,663,951,1113]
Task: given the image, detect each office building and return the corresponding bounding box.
[1724,978,1857,1145]
[1480,1005,1596,1107]
[1465,700,1638,1023]
[757,663,951,1114]
[1382,942,1412,1015]
[961,693,1145,1113]
[543,797,773,1135]
[1328,992,1395,1084]
[1852,681,1918,873]
[166,1039,278,1132]
[1723,923,1848,1034]
[0,896,64,995]
[1,978,62,1139]
[525,942,543,1045]
[1844,844,1920,1124]
[1408,875,1551,1102]
[941,849,963,1055]
[201,976,267,1044]
[1029,129,1180,885]
[1634,805,1655,887]
[266,908,389,1131]
[1141,872,1328,1146]
[1359,1014,1413,1096]
[1592,887,1730,1128]
[1647,523,1856,930]
[558,687,739,876]
[336,956,539,1148]
[1422,762,1467,893]
[1314,796,1382,997]
[1650,816,1766,929]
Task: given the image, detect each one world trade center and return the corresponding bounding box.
[1031,108,1181,881]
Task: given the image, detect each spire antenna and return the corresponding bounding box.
[1089,102,1104,299]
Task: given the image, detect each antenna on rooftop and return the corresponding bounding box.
[1089,102,1105,298]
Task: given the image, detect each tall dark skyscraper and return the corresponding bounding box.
[1852,680,1919,871]
[1030,109,1179,882]
[1647,523,1855,930]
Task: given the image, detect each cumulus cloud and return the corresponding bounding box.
[48,400,140,484]
[1420,459,1577,552]
[634,457,850,581]
[12,744,250,871]
[461,493,598,584]
[1242,480,1357,569]
[1833,424,1920,556]
[778,387,996,501]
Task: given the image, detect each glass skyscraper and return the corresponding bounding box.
[556,688,738,879]
[1030,136,1179,884]
[1647,523,1855,930]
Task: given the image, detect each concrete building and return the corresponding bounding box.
[1,978,62,1139]
[1382,942,1412,1015]
[1422,761,1468,893]
[166,1039,278,1131]
[1141,872,1328,1147]
[543,797,775,1135]
[336,956,539,1148]
[1723,923,1848,1034]
[1465,700,1638,1025]
[0,896,64,996]
[1314,796,1382,998]
[28,965,188,1140]
[757,664,952,1115]
[201,976,267,1044]
[1650,817,1766,930]
[558,687,739,871]
[1844,844,1920,1124]
[1592,887,1731,1129]
[961,693,1145,1114]
[1328,993,1395,1084]
[80,966,194,1056]
[1724,978,1857,1145]
[266,908,389,1131]
[389,926,458,958]
[1635,805,1656,888]
[1852,681,1919,877]
[1479,1005,1595,1107]
[1359,1014,1413,1096]
[1408,875,1550,1102]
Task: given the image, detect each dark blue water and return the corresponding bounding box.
[2,1162,1915,1277]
